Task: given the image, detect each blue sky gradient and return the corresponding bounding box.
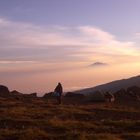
[0,0,140,38]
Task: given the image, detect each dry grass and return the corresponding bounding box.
[0,98,139,140]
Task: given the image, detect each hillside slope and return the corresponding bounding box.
[76,75,140,94]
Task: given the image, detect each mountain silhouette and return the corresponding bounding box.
[89,62,108,67]
[76,75,140,94]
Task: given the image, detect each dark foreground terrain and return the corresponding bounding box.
[0,97,140,140]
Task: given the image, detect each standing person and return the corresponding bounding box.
[54,82,63,104]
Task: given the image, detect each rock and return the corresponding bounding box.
[27,93,37,98]
[127,86,140,94]
[43,92,54,98]
[114,86,140,101]
[127,86,140,100]
[11,90,23,96]
[11,90,37,100]
[87,91,105,102]
[0,85,10,97]
[114,89,127,98]
[65,92,85,98]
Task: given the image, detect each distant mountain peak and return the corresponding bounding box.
[89,62,108,67]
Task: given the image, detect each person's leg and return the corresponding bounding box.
[56,96,60,104]
[58,96,61,104]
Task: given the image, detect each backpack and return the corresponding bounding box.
[53,92,60,97]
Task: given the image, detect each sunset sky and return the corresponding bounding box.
[0,0,140,95]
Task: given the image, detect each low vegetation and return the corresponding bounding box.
[0,97,140,140]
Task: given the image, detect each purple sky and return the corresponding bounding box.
[0,0,140,36]
[0,0,140,94]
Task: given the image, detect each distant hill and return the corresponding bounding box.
[76,75,140,94]
[89,62,108,67]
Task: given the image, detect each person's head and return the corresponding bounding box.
[58,82,61,85]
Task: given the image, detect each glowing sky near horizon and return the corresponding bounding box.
[0,0,140,95]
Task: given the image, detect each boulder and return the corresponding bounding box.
[43,92,54,98]
[114,89,127,98]
[0,85,10,97]
[65,92,85,98]
[127,86,140,100]
[11,90,23,96]
[87,91,105,102]
[27,93,37,98]
[114,86,140,101]
[11,90,37,99]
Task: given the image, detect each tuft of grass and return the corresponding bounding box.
[103,120,140,132]
[121,133,140,140]
[20,128,48,140]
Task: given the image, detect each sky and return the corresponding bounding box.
[0,0,140,95]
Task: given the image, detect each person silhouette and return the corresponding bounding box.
[54,82,63,104]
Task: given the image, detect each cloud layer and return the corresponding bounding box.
[0,17,140,66]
